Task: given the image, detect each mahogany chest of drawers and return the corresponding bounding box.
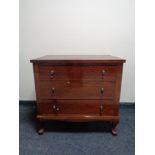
[30,55,126,135]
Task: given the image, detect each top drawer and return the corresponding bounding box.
[39,65,117,81]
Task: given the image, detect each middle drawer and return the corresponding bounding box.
[39,80,115,99]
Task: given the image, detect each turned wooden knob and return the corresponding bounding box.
[101,88,104,94]
[100,104,103,115]
[50,70,55,75]
[51,87,55,93]
[50,70,55,79]
[53,105,56,109]
[102,70,106,75]
[56,108,59,111]
[66,81,71,86]
[100,105,103,111]
[66,81,70,84]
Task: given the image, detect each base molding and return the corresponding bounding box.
[37,114,119,122]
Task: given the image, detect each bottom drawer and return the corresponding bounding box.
[37,100,117,116]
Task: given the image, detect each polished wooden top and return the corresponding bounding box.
[30,55,126,63]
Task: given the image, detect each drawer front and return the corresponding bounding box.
[39,80,115,99]
[37,100,117,115]
[39,65,117,81]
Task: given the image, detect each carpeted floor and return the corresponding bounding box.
[19,104,135,155]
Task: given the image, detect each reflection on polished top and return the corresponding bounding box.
[30,55,126,63]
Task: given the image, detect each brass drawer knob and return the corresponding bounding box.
[101,88,104,94]
[50,70,54,75]
[52,105,59,113]
[50,70,54,79]
[66,81,71,86]
[51,87,55,93]
[102,70,106,75]
[66,81,70,84]
[53,105,56,109]
[100,105,103,111]
[100,105,103,115]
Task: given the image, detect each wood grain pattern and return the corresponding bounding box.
[39,65,117,81]
[37,100,117,115]
[39,80,115,99]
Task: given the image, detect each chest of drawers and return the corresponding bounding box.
[30,55,125,135]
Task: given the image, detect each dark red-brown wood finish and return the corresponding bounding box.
[30,55,126,135]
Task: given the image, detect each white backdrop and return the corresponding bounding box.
[19,0,135,102]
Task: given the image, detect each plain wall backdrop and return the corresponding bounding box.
[19,0,135,102]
